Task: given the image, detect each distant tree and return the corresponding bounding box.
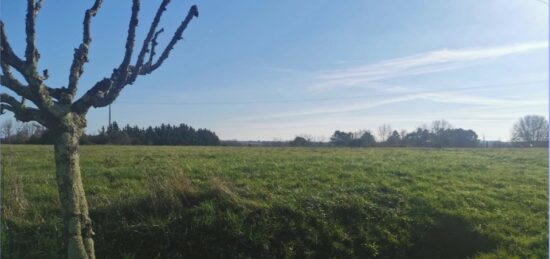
[330,130,353,147]
[26,125,55,144]
[79,121,219,146]
[197,128,220,146]
[329,130,376,147]
[26,123,47,144]
[386,130,401,147]
[440,128,479,147]
[291,136,309,147]
[108,121,120,133]
[511,115,549,147]
[377,124,392,143]
[330,130,352,147]
[403,128,432,147]
[12,122,36,143]
[399,129,407,140]
[431,119,452,133]
[358,131,376,147]
[430,120,452,147]
[1,119,14,143]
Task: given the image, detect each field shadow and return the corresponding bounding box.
[89,191,499,259]
[89,178,267,259]
[4,176,499,259]
[407,214,497,259]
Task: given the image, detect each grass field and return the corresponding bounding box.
[1,145,548,258]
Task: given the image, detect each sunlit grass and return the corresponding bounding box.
[1,145,547,258]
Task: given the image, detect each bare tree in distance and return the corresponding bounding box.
[377,124,392,142]
[0,1,199,258]
[308,135,327,143]
[296,134,315,142]
[511,115,548,147]
[420,123,429,131]
[13,121,42,143]
[352,129,366,140]
[1,119,14,142]
[431,119,452,133]
[399,129,407,140]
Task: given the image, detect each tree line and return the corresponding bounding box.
[290,120,480,148]
[2,115,547,148]
[289,116,548,148]
[1,121,220,146]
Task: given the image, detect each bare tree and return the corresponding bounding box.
[431,119,452,133]
[13,121,41,143]
[399,129,407,140]
[420,123,429,131]
[0,1,199,258]
[14,121,29,142]
[376,124,392,142]
[1,119,14,142]
[511,115,548,146]
[297,134,314,142]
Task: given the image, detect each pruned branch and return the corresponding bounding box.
[0,37,60,107]
[46,86,65,100]
[21,0,57,112]
[72,2,199,114]
[1,61,32,100]
[84,0,141,109]
[0,93,46,123]
[119,0,140,77]
[0,21,28,75]
[142,5,198,75]
[71,77,111,114]
[25,0,41,71]
[94,0,141,105]
[34,0,44,15]
[1,1,56,113]
[66,0,103,102]
[147,28,164,68]
[129,0,170,84]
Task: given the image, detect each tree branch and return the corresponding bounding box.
[1,61,32,99]
[25,0,41,72]
[71,78,111,114]
[146,28,164,69]
[1,20,58,111]
[66,0,103,103]
[118,0,140,81]
[0,93,46,123]
[45,85,66,100]
[34,0,44,16]
[97,0,141,104]
[129,0,170,84]
[20,0,58,113]
[0,21,28,75]
[72,3,199,115]
[141,5,198,75]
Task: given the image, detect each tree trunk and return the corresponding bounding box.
[53,129,95,259]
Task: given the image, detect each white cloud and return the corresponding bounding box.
[238,94,424,122]
[238,90,544,123]
[220,94,546,141]
[311,41,548,91]
[219,42,548,140]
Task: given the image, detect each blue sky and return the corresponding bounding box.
[1,0,548,140]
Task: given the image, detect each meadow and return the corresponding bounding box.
[1,145,548,258]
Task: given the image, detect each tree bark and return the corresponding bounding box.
[53,128,95,259]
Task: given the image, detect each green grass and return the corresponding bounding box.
[1,145,548,258]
